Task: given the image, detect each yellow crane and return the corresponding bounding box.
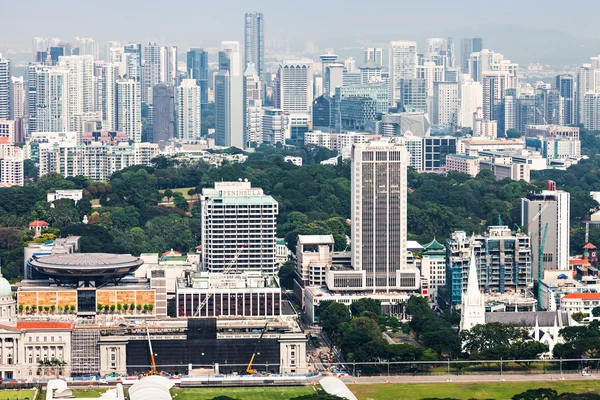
[246,322,269,375]
[146,324,157,375]
[194,243,248,317]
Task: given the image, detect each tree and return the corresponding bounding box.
[136,304,142,312]
[163,189,174,202]
[319,302,351,344]
[111,169,162,209]
[461,323,529,355]
[123,304,129,311]
[117,303,122,311]
[278,260,296,290]
[592,306,600,318]
[506,128,523,139]
[173,192,189,211]
[350,298,381,316]
[571,312,586,323]
[512,388,558,400]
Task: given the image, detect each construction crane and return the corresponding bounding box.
[194,243,248,317]
[537,223,549,311]
[246,322,269,375]
[146,324,157,374]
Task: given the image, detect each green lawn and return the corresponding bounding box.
[0,390,35,399]
[170,386,316,400]
[351,380,600,400]
[37,388,107,398]
[161,187,196,201]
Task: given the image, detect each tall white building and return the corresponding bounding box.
[176,79,202,140]
[417,61,444,97]
[10,77,24,120]
[275,61,313,115]
[244,63,262,146]
[0,55,10,120]
[262,107,287,145]
[75,37,99,59]
[584,92,600,130]
[116,79,142,142]
[215,42,244,148]
[0,146,24,187]
[97,63,118,130]
[364,47,383,66]
[244,12,264,76]
[389,41,417,106]
[58,55,95,132]
[432,81,459,127]
[142,43,176,104]
[201,181,278,275]
[351,139,418,292]
[459,74,483,128]
[482,71,507,121]
[33,67,70,133]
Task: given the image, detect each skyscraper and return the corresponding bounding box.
[31,66,70,133]
[142,42,172,104]
[186,48,209,104]
[215,42,244,148]
[364,47,383,66]
[58,55,95,132]
[482,71,507,122]
[153,83,175,142]
[123,43,142,82]
[176,79,201,141]
[98,63,118,131]
[433,81,459,127]
[351,139,416,292]
[75,37,99,59]
[555,74,575,125]
[459,74,483,128]
[389,41,417,106]
[116,79,142,142]
[244,12,264,76]
[274,61,313,114]
[243,63,262,147]
[11,76,24,120]
[460,37,483,73]
[0,55,11,120]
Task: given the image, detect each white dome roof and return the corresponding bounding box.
[0,276,12,296]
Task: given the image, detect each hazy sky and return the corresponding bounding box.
[1,0,597,48]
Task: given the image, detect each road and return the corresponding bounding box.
[339,372,599,385]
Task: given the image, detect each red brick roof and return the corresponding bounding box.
[562,293,600,300]
[16,322,73,330]
[584,243,597,250]
[29,220,50,227]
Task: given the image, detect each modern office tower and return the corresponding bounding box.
[332,84,389,131]
[467,49,494,83]
[166,46,178,85]
[536,87,563,125]
[274,61,313,114]
[339,97,377,131]
[0,55,10,120]
[32,67,70,133]
[459,74,483,128]
[417,61,444,96]
[142,42,168,104]
[446,226,532,306]
[312,95,333,131]
[124,43,142,81]
[153,83,175,142]
[359,60,383,84]
[399,78,427,113]
[482,71,507,122]
[215,42,244,148]
[522,181,570,279]
[75,38,98,59]
[262,107,287,144]
[576,63,595,125]
[116,79,142,142]
[320,49,338,75]
[364,47,383,66]
[201,181,278,275]
[176,79,201,141]
[433,81,459,127]
[58,55,95,132]
[460,37,483,73]
[243,64,262,147]
[324,63,344,96]
[97,63,118,130]
[389,41,418,105]
[425,38,449,60]
[186,48,209,104]
[244,11,264,76]
[104,41,121,61]
[584,92,600,130]
[11,77,24,120]
[351,139,419,292]
[555,74,575,125]
[422,136,457,170]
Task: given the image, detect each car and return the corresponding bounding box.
[582,371,592,376]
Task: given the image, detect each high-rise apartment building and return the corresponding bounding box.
[482,71,507,122]
[460,37,483,73]
[116,79,142,142]
[459,74,483,128]
[522,181,570,278]
[215,42,244,148]
[389,41,417,105]
[351,139,418,292]
[142,43,176,104]
[176,79,201,141]
[11,77,25,120]
[186,48,209,104]
[0,55,11,120]
[123,43,142,82]
[243,64,262,146]
[153,83,175,142]
[75,38,98,59]
[97,63,118,131]
[364,47,383,66]
[399,78,427,113]
[584,92,600,130]
[201,181,278,275]
[244,12,264,76]
[432,81,459,127]
[555,74,575,126]
[58,55,95,132]
[30,66,70,133]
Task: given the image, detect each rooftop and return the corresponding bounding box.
[562,293,600,300]
[298,235,334,245]
[29,220,50,227]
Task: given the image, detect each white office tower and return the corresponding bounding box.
[97,63,118,130]
[142,42,168,104]
[176,79,202,140]
[584,92,600,130]
[459,250,485,331]
[324,63,344,96]
[424,38,452,63]
[459,74,483,128]
[75,38,98,59]
[11,77,24,119]
[201,181,278,275]
[0,55,10,120]
[116,79,142,142]
[482,71,507,121]
[58,55,95,132]
[433,81,459,127]
[215,42,244,148]
[244,12,264,76]
[522,181,570,277]
[34,67,70,132]
[262,107,287,145]
[275,61,313,115]
[389,41,417,105]
[417,61,444,97]
[364,47,383,66]
[351,139,419,292]
[243,63,263,146]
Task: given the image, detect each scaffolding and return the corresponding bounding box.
[71,327,100,375]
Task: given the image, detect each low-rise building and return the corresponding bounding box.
[445,154,480,177]
[420,238,447,301]
[479,156,531,182]
[296,235,335,287]
[284,156,302,166]
[47,190,83,204]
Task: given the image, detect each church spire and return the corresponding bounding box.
[465,249,481,305]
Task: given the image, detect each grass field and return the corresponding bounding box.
[350,380,600,400]
[170,386,316,400]
[37,388,107,398]
[0,390,35,399]
[161,187,196,201]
